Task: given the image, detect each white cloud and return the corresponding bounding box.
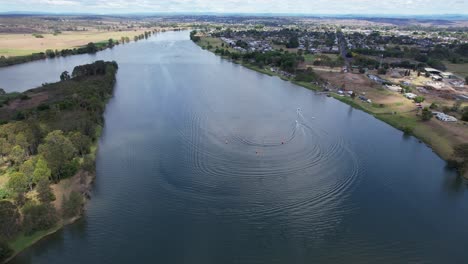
[0,0,467,14]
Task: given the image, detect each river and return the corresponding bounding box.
[2,31,468,263]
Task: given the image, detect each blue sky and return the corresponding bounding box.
[0,0,467,15]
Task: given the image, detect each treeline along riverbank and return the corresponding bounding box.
[0,60,118,263]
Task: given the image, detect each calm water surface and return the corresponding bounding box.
[2,31,468,263]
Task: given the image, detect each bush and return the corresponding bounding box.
[295,69,318,82]
[421,107,432,121]
[377,68,387,75]
[462,106,468,122]
[0,240,13,262]
[37,103,50,111]
[402,126,414,135]
[414,96,425,103]
[20,94,31,100]
[0,187,10,199]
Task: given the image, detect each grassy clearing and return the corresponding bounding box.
[197,37,236,53]
[9,225,62,254]
[303,54,315,63]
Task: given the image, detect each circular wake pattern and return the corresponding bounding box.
[159,105,361,226]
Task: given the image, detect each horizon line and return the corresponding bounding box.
[1,11,468,18]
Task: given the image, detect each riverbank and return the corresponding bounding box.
[0,61,118,263]
[193,36,468,178]
[4,170,95,263]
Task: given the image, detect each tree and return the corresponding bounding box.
[421,107,433,121]
[62,191,83,218]
[0,138,11,160]
[33,157,51,185]
[108,38,114,48]
[10,145,26,165]
[286,36,299,49]
[7,172,28,195]
[36,178,55,203]
[15,132,28,152]
[38,130,76,181]
[45,49,55,58]
[22,202,58,235]
[0,201,20,239]
[60,71,71,81]
[19,159,35,191]
[86,42,98,53]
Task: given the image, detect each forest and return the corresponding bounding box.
[0,60,118,262]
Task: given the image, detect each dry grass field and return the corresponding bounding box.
[0,30,150,57]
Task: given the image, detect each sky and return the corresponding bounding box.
[0,0,467,15]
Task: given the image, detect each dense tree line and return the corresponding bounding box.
[190,30,201,42]
[213,48,304,73]
[0,61,118,261]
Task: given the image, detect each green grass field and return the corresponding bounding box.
[197,37,236,53]
[444,61,468,77]
[9,226,62,254]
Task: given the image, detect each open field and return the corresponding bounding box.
[444,61,468,78]
[197,37,237,53]
[0,30,150,57]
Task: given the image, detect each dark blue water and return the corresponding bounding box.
[3,31,468,264]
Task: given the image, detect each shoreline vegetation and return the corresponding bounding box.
[0,61,119,263]
[190,31,468,178]
[0,30,157,68]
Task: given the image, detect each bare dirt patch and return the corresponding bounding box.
[51,171,94,212]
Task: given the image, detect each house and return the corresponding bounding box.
[424,68,441,75]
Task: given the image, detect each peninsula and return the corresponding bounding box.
[0,60,118,262]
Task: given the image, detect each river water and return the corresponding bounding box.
[2,31,468,263]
